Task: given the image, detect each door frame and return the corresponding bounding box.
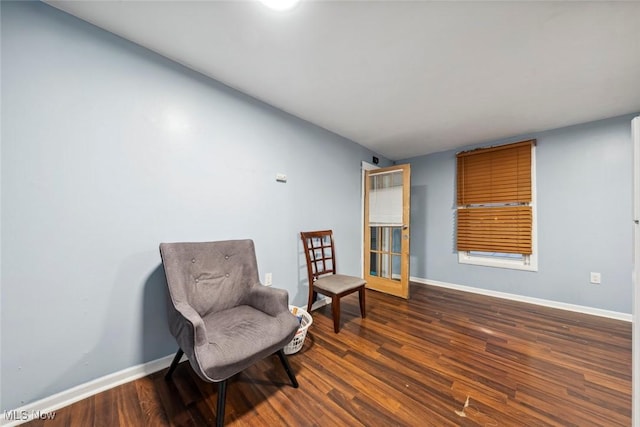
[361,161,379,277]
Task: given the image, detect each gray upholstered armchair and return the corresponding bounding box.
[160,239,300,427]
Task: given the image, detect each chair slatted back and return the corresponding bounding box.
[300,230,336,282]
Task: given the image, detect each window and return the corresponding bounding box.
[456,139,537,271]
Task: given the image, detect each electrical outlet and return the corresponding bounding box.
[265,273,273,286]
[590,272,601,284]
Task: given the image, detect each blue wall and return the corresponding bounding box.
[2,0,636,413]
[403,114,636,314]
[0,2,386,411]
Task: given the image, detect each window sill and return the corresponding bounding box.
[458,252,538,272]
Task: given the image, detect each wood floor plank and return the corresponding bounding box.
[134,375,170,426]
[116,382,145,425]
[91,388,117,427]
[65,394,95,427]
[21,283,631,426]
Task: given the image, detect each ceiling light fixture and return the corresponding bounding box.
[259,0,300,11]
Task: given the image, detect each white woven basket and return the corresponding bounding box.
[284,306,313,355]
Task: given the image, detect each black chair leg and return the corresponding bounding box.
[165,348,184,380]
[276,349,299,388]
[216,380,227,427]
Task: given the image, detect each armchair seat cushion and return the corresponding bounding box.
[197,305,299,381]
[314,274,366,295]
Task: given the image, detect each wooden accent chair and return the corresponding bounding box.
[300,230,366,333]
[160,239,300,427]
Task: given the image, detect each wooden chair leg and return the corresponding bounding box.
[332,295,341,333]
[165,348,184,380]
[359,287,366,318]
[307,287,317,312]
[276,349,299,388]
[216,379,227,427]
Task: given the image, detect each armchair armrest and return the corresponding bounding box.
[172,301,208,347]
[244,285,289,317]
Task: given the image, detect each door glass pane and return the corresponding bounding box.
[381,254,390,278]
[392,255,401,281]
[370,252,378,276]
[392,172,403,186]
[370,171,403,190]
[392,227,402,253]
[381,227,390,252]
[370,227,378,250]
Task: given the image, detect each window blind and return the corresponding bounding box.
[369,171,404,226]
[369,186,403,225]
[456,140,535,254]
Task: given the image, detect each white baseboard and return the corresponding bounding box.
[0,353,182,427]
[310,296,331,311]
[411,277,632,322]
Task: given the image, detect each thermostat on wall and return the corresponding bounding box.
[276,173,287,183]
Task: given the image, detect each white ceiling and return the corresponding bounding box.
[47,0,640,160]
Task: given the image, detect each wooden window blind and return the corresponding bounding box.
[456,139,535,254]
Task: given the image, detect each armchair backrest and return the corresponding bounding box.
[160,239,260,317]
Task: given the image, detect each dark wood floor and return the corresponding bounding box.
[27,283,631,426]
